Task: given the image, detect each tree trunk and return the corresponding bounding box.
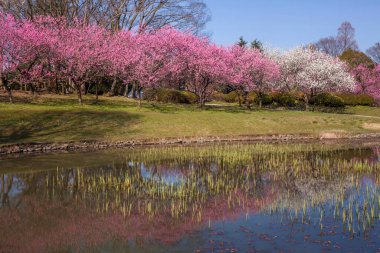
[68,78,72,94]
[123,84,128,97]
[304,94,309,111]
[55,78,59,94]
[86,83,92,95]
[245,92,251,110]
[310,88,316,98]
[199,93,206,108]
[62,78,66,95]
[75,82,83,105]
[237,90,243,107]
[95,84,99,102]
[137,83,142,108]
[109,77,117,96]
[199,99,204,108]
[257,92,262,109]
[198,80,210,109]
[30,84,36,98]
[132,82,138,98]
[81,83,87,95]
[77,89,83,105]
[0,76,13,103]
[257,91,263,109]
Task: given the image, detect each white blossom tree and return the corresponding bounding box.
[271,47,355,109]
[298,58,355,92]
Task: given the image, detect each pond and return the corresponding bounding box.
[0,142,379,253]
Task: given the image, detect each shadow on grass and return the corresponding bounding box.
[144,102,198,113]
[0,93,33,103]
[0,110,142,144]
[0,93,300,114]
[203,105,250,113]
[142,101,249,114]
[0,93,134,107]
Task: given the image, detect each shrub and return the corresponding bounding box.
[88,83,109,95]
[254,93,273,106]
[224,91,240,103]
[157,89,189,104]
[335,93,375,106]
[310,93,345,107]
[143,88,157,101]
[247,92,257,104]
[339,49,375,69]
[293,91,306,102]
[271,92,297,107]
[180,90,198,104]
[143,88,189,104]
[212,91,239,103]
[211,91,226,101]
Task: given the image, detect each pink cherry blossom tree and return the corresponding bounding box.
[128,27,234,108]
[51,20,113,104]
[351,64,380,100]
[14,16,63,97]
[0,13,54,102]
[0,13,18,102]
[106,30,140,98]
[1,12,365,109]
[133,28,184,106]
[170,34,232,107]
[230,46,280,108]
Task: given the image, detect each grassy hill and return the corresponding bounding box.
[1,93,379,146]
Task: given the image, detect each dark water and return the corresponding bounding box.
[0,143,379,253]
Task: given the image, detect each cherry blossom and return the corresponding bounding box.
[230,46,280,107]
[351,64,380,100]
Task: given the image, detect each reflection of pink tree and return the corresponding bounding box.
[0,175,13,206]
[0,187,276,253]
[0,161,277,252]
[372,147,380,162]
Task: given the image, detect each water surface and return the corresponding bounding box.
[0,142,379,253]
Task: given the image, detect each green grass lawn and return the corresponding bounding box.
[0,93,379,145]
[345,106,380,117]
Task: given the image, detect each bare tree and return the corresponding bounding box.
[314,36,341,56]
[313,21,359,56]
[0,0,101,23]
[0,0,211,34]
[337,21,358,52]
[367,42,380,63]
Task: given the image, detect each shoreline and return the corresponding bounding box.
[1,132,380,156]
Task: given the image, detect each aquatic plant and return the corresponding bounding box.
[0,143,379,252]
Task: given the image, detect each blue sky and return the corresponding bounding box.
[204,0,380,51]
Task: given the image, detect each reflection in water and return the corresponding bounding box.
[0,143,379,253]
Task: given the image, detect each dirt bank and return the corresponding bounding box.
[1,132,380,156]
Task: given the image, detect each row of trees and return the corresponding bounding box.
[1,12,378,108]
